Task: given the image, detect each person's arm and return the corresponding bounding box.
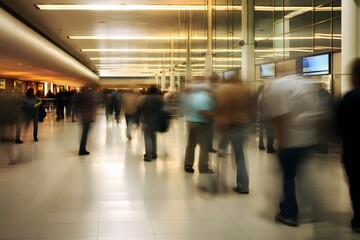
[33,98,42,108]
[198,110,214,118]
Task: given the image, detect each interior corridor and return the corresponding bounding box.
[0,112,356,240]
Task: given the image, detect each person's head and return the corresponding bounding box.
[351,58,360,88]
[26,87,35,98]
[148,86,159,95]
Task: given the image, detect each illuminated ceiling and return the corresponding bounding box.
[0,0,341,86]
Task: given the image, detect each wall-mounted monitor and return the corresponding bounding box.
[260,63,275,79]
[302,53,330,76]
[223,70,236,81]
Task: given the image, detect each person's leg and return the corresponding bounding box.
[60,104,65,119]
[71,106,77,122]
[230,127,249,192]
[115,107,120,123]
[265,121,275,152]
[259,121,265,149]
[278,148,308,220]
[125,114,131,139]
[207,121,216,152]
[217,132,230,157]
[56,103,60,121]
[143,127,152,160]
[343,159,360,230]
[184,122,197,171]
[15,113,23,143]
[105,105,111,121]
[198,123,211,172]
[150,129,157,159]
[79,121,90,154]
[33,113,39,141]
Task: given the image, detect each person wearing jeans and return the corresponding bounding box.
[214,77,255,194]
[218,125,249,193]
[257,91,276,153]
[138,86,163,162]
[265,74,323,227]
[277,147,312,220]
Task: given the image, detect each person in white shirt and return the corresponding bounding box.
[265,74,323,227]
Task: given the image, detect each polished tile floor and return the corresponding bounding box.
[0,111,358,239]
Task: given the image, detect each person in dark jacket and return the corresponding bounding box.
[337,58,360,233]
[77,87,97,155]
[138,86,164,162]
[23,88,42,142]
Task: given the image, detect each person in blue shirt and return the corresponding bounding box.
[182,81,215,174]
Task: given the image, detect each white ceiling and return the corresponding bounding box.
[2,0,227,86]
[0,0,339,87]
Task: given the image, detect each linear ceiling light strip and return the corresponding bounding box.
[68,36,242,40]
[35,5,239,11]
[35,5,341,12]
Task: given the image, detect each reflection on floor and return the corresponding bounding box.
[0,113,357,240]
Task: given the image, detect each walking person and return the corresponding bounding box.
[14,90,24,144]
[257,87,276,153]
[337,58,360,233]
[316,83,333,154]
[265,73,323,227]
[182,78,215,174]
[214,77,255,194]
[77,87,97,155]
[23,88,42,142]
[122,91,140,139]
[138,86,163,162]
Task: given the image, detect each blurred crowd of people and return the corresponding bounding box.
[1,58,360,233]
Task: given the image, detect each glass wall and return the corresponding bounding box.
[185,0,340,79]
[254,0,341,65]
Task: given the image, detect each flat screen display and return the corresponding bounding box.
[260,63,275,78]
[302,54,330,76]
[223,70,235,80]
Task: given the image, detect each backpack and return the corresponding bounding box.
[158,110,170,132]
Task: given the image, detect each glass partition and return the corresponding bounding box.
[185,0,341,80]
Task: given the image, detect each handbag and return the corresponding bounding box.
[39,105,47,122]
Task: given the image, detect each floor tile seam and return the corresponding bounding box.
[144,199,157,236]
[228,216,254,240]
[36,213,50,240]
